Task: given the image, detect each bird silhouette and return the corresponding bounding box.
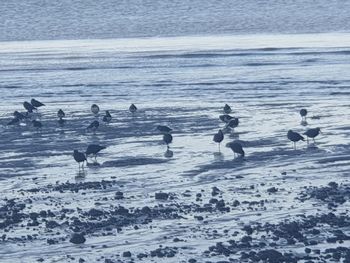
[86,144,106,163]
[57,109,65,119]
[163,133,173,149]
[213,129,224,152]
[102,110,112,124]
[86,120,99,132]
[223,104,232,114]
[91,104,100,115]
[31,99,45,108]
[157,125,172,134]
[23,101,36,113]
[73,150,87,170]
[287,130,305,149]
[129,104,137,114]
[226,117,239,130]
[219,114,234,123]
[226,141,245,158]
[300,109,307,121]
[304,127,321,144]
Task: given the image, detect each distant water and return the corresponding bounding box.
[1,0,350,41]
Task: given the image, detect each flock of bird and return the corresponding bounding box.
[5,99,322,170]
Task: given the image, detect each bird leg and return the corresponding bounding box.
[294,142,296,150]
[218,143,221,152]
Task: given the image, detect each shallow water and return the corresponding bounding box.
[0,34,350,262]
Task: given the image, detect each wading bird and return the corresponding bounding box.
[23,101,36,113]
[300,108,307,122]
[86,144,106,163]
[226,141,245,158]
[86,120,99,132]
[129,104,137,114]
[157,125,172,134]
[223,104,232,114]
[287,130,304,149]
[304,127,321,144]
[213,129,224,152]
[57,109,65,119]
[91,104,100,115]
[163,133,173,149]
[31,99,45,108]
[102,110,112,124]
[73,150,87,170]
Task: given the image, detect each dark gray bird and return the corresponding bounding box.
[219,114,234,123]
[300,109,307,121]
[163,133,173,149]
[102,110,112,123]
[86,144,106,162]
[91,104,100,115]
[57,109,65,119]
[73,150,87,169]
[7,118,20,126]
[226,141,245,158]
[226,117,239,130]
[32,120,42,130]
[23,101,36,113]
[31,99,45,108]
[129,104,137,114]
[87,120,99,132]
[13,111,26,120]
[157,125,172,134]
[213,129,224,151]
[287,130,305,149]
[223,104,232,114]
[304,127,321,144]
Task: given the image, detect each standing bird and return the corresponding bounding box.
[129,104,137,114]
[223,104,232,114]
[213,130,224,152]
[86,120,99,132]
[85,144,106,163]
[157,125,172,134]
[32,120,42,131]
[102,110,112,124]
[300,109,307,122]
[219,114,234,124]
[57,109,65,119]
[304,128,321,144]
[23,101,36,113]
[226,117,239,130]
[31,99,45,108]
[287,130,305,149]
[226,141,245,158]
[73,150,87,170]
[91,104,100,115]
[163,133,173,149]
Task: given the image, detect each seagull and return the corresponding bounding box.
[102,110,112,124]
[219,114,234,123]
[157,125,172,134]
[223,104,232,114]
[287,130,305,149]
[300,109,307,121]
[31,99,45,108]
[129,104,137,114]
[91,104,100,115]
[86,144,106,163]
[304,128,321,144]
[73,150,87,170]
[57,109,65,119]
[7,118,20,126]
[32,120,42,131]
[213,129,224,152]
[163,133,173,149]
[23,101,36,113]
[226,141,245,158]
[86,120,99,132]
[226,117,239,130]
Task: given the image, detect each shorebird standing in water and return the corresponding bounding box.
[73,150,87,170]
[57,109,65,119]
[157,125,172,134]
[91,104,100,116]
[213,129,224,152]
[300,109,307,122]
[226,141,245,158]
[226,117,239,131]
[304,127,321,144]
[23,101,36,113]
[129,104,137,115]
[31,99,45,109]
[163,133,173,149]
[86,144,106,163]
[287,130,305,149]
[223,104,232,114]
[219,114,234,124]
[102,110,112,124]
